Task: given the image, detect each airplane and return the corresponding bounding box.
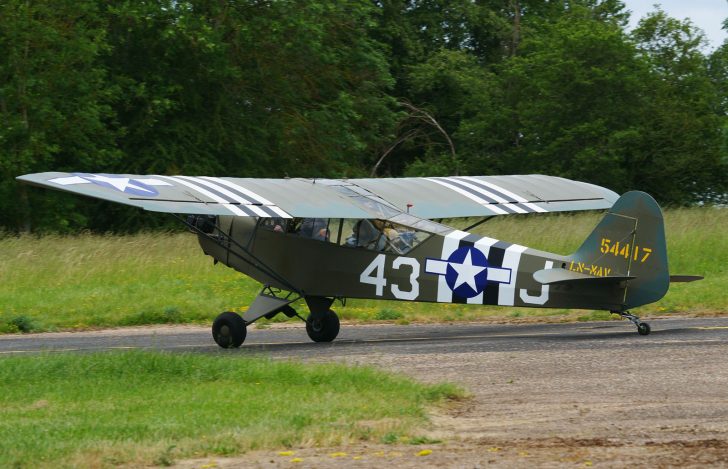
[17,172,702,348]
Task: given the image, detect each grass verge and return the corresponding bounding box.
[0,208,725,332]
[0,351,462,468]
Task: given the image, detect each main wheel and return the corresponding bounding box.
[306,309,340,343]
[637,322,651,336]
[212,311,247,348]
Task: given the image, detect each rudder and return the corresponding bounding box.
[572,191,669,310]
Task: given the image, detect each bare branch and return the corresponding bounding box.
[370,101,457,177]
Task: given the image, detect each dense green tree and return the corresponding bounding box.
[707,18,728,203]
[451,4,646,187]
[103,0,397,179]
[630,9,725,203]
[1,0,725,232]
[0,0,119,231]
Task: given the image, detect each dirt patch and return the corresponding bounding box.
[172,333,728,468]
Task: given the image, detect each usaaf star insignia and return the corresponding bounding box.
[425,246,511,298]
[48,173,171,197]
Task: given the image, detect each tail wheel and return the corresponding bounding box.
[212,311,247,348]
[637,322,651,336]
[306,309,340,343]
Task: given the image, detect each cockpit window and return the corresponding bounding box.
[262,218,336,242]
[343,219,430,254]
[259,217,288,233]
[261,217,433,253]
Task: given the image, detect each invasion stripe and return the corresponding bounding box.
[201,177,291,218]
[176,176,273,217]
[466,235,501,305]
[450,177,529,214]
[437,230,469,303]
[498,244,528,306]
[462,233,483,244]
[460,176,547,213]
[454,176,534,213]
[442,177,526,214]
[426,178,508,215]
[159,176,256,217]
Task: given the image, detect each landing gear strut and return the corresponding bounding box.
[612,310,651,335]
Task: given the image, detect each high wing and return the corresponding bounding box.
[17,172,618,220]
[349,175,618,218]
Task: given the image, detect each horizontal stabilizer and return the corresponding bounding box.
[533,268,635,285]
[669,275,704,283]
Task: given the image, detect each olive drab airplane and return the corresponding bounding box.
[17,172,702,348]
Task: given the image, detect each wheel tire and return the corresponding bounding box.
[637,322,651,336]
[212,311,247,348]
[306,309,340,343]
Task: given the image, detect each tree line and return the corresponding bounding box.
[1,0,726,232]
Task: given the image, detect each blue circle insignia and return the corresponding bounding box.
[445,246,489,298]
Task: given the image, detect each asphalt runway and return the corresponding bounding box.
[0,316,727,357]
[3,317,728,467]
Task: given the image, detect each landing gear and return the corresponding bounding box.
[210,294,342,348]
[306,309,340,342]
[612,310,651,336]
[212,311,247,348]
[304,296,341,343]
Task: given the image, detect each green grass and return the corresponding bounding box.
[0,208,725,332]
[0,351,462,468]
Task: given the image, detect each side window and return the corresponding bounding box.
[260,218,288,233]
[342,219,430,254]
[290,218,333,242]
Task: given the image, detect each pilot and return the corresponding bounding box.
[299,218,329,241]
[346,219,387,249]
[262,217,286,233]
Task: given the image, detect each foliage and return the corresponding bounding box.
[0,0,727,232]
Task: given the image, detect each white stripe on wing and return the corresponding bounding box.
[177,176,270,217]
[160,176,250,217]
[461,176,547,213]
[426,178,508,215]
[201,177,292,218]
[447,177,528,214]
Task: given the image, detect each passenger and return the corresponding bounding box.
[345,220,361,246]
[372,219,397,240]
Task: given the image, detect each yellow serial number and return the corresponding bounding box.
[600,238,652,263]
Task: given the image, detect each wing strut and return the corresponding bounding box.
[174,214,302,295]
[463,216,494,232]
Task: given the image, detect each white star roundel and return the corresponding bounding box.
[48,173,171,197]
[425,245,512,298]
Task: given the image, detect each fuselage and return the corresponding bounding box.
[197,216,628,311]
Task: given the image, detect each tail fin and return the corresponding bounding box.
[571,191,669,310]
